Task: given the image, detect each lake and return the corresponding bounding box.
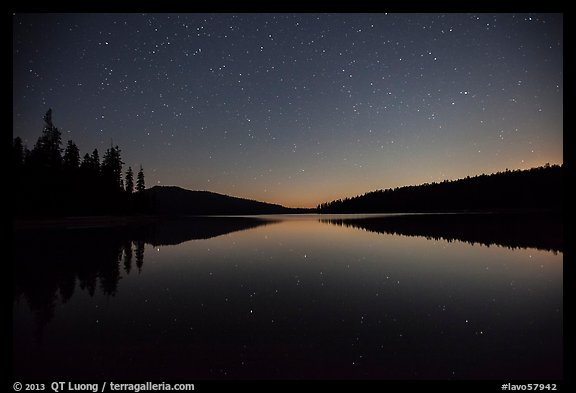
[13,213,562,379]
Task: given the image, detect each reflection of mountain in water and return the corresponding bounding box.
[322,212,562,253]
[144,216,278,246]
[13,216,274,341]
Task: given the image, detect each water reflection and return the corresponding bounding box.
[13,217,274,342]
[13,215,562,379]
[321,212,562,253]
[144,216,279,246]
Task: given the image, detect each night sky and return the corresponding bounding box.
[13,13,563,207]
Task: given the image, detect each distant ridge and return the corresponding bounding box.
[318,164,563,214]
[144,186,307,215]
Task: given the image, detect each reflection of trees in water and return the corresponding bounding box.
[322,212,562,253]
[13,230,142,343]
[13,217,274,341]
[135,240,145,273]
[123,240,133,275]
[99,242,124,297]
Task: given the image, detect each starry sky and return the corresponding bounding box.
[12,13,563,208]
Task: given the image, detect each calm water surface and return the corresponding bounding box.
[13,214,562,379]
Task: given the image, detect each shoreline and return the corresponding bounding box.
[13,209,560,232]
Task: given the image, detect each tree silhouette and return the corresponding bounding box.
[102,145,124,192]
[91,148,101,172]
[80,151,101,187]
[80,153,91,170]
[63,140,80,170]
[125,166,134,194]
[13,136,25,168]
[29,108,63,170]
[44,108,53,127]
[136,165,145,192]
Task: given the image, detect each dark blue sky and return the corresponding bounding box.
[13,13,563,207]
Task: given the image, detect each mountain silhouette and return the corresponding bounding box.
[144,186,308,215]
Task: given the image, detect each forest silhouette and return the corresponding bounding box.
[13,109,147,217]
[317,164,562,214]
